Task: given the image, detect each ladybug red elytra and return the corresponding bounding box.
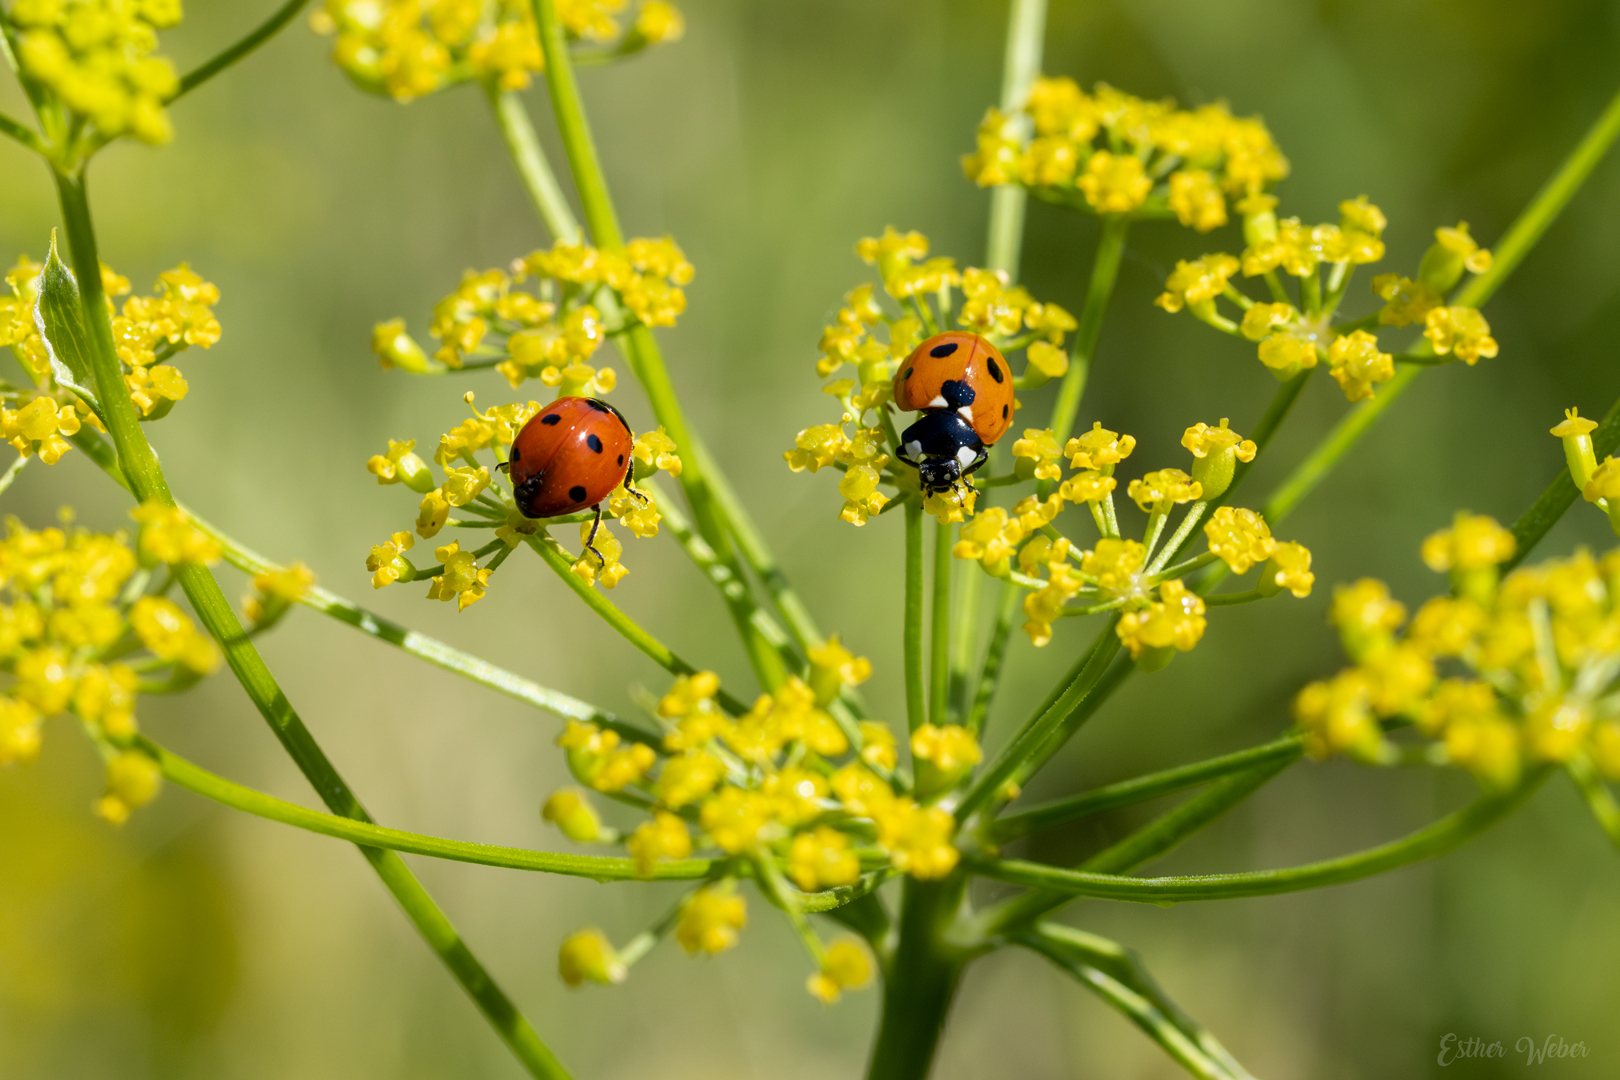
[891,331,1014,495]
[506,396,645,558]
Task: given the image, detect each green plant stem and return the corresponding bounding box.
[904,501,926,733]
[930,518,951,727]
[968,770,1546,912]
[956,618,1122,823]
[486,85,582,244]
[1504,392,1620,572]
[947,553,980,724]
[144,734,715,879]
[983,0,1047,276]
[1566,754,1620,847]
[0,110,44,154]
[0,452,28,495]
[1257,84,1620,529]
[527,533,748,716]
[864,875,971,1080]
[982,753,1296,933]
[51,170,572,1080]
[990,733,1305,843]
[1048,215,1128,448]
[965,580,1020,736]
[174,0,311,99]
[1017,924,1254,1080]
[531,0,783,692]
[644,475,803,666]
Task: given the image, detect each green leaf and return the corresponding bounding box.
[32,230,104,422]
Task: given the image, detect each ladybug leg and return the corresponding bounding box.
[622,469,651,506]
[583,505,605,565]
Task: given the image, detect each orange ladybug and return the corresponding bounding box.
[891,332,1014,495]
[507,396,644,557]
[892,331,1014,447]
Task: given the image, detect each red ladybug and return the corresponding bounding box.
[891,332,1014,495]
[507,396,645,556]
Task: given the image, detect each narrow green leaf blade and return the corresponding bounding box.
[32,231,103,420]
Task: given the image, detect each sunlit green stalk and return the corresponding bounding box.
[145,734,716,879]
[904,501,925,733]
[527,533,749,715]
[930,518,951,727]
[486,85,582,244]
[1017,925,1254,1080]
[52,170,573,1080]
[530,0,784,691]
[990,733,1305,842]
[969,769,1546,910]
[1047,214,1128,447]
[0,453,28,496]
[983,0,1047,276]
[173,0,311,99]
[1567,755,1620,847]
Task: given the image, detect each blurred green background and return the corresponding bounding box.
[4,0,1620,1076]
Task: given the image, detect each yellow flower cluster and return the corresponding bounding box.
[11,0,182,146]
[1297,519,1620,795]
[964,77,1288,225]
[375,237,691,390]
[0,515,223,823]
[313,0,684,101]
[2,256,221,425]
[1556,406,1620,538]
[1158,200,1499,402]
[547,666,961,1001]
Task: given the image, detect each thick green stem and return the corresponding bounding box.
[527,533,748,716]
[530,0,782,691]
[930,518,952,727]
[864,875,970,1080]
[485,85,581,244]
[990,733,1305,842]
[905,501,926,733]
[983,0,1047,276]
[1048,215,1128,447]
[52,170,572,1080]
[946,559,980,725]
[174,0,311,99]
[969,770,1546,915]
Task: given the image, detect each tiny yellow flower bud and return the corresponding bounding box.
[1181,418,1256,499]
[1551,408,1600,492]
[371,318,433,372]
[788,826,861,892]
[808,939,872,1004]
[558,929,626,987]
[542,787,604,843]
[910,723,982,799]
[626,811,691,876]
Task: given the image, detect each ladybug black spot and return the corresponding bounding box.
[587,433,603,453]
[987,357,1004,383]
[509,443,521,462]
[1002,404,1009,419]
[617,454,625,466]
[903,367,913,381]
[541,413,561,426]
[569,485,588,503]
[930,342,959,358]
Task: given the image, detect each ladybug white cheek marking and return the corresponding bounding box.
[955,446,977,466]
[957,406,974,421]
[906,440,923,460]
[928,395,948,408]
